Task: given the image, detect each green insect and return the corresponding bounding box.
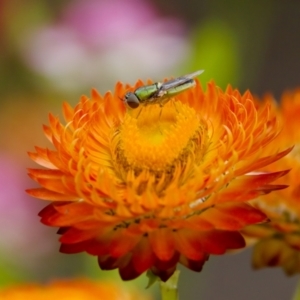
[124,70,204,109]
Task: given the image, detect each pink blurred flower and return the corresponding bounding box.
[0,154,56,268]
[23,0,189,92]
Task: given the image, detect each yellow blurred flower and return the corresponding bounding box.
[243,89,300,275]
[27,78,289,281]
[0,279,150,300]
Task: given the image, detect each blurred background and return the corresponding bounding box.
[0,0,300,299]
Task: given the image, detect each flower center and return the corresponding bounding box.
[117,100,200,172]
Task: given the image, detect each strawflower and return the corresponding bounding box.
[27,78,290,281]
[0,278,150,300]
[242,89,300,275]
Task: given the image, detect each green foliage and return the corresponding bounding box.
[184,19,240,89]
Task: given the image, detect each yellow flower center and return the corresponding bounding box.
[118,101,200,171]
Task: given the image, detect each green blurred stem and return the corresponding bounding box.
[159,270,180,300]
[292,279,300,300]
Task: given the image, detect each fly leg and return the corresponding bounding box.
[135,106,143,119]
[157,104,164,134]
[172,98,179,114]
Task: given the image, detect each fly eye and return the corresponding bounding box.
[125,92,140,109]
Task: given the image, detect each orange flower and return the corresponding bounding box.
[242,89,300,275]
[27,79,290,281]
[0,278,150,299]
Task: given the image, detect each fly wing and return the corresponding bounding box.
[160,70,204,91]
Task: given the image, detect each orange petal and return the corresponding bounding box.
[149,228,175,261]
[173,229,204,260]
[132,237,156,275]
[235,147,292,176]
[26,188,78,201]
[108,229,141,258]
[200,230,245,254]
[180,253,209,272]
[200,203,267,230]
